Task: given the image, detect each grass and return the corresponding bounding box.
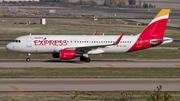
[0,67,179,78]
[0,91,180,101]
[0,18,180,40]
[1,5,180,41]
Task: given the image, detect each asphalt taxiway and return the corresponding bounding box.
[0,78,179,91]
[0,59,180,91]
[0,59,180,68]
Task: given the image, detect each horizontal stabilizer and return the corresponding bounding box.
[150,38,173,45]
[150,40,162,45]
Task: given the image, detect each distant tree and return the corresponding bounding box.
[143,2,148,8]
[118,0,126,7]
[110,0,117,7]
[3,1,7,3]
[138,0,142,7]
[59,0,68,4]
[128,0,136,5]
[88,0,97,6]
[104,0,117,7]
[104,0,111,7]
[148,3,154,8]
[153,5,156,8]
[77,0,83,5]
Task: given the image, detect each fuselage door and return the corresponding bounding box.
[26,37,32,47]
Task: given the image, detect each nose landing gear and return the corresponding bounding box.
[26,53,31,62]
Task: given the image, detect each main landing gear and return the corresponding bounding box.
[26,53,31,62]
[80,56,91,63]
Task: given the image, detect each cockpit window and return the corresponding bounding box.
[12,40,21,43]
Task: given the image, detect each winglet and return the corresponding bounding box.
[115,34,124,45]
[93,30,98,36]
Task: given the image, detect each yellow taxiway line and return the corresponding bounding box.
[10,86,19,91]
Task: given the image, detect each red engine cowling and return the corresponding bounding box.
[59,50,76,60]
[52,50,76,60]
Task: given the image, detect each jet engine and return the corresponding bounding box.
[52,50,76,60]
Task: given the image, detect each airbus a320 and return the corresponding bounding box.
[6,9,173,62]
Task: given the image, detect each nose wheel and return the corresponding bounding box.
[26,57,30,62]
[26,53,31,62]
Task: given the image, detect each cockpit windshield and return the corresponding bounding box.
[12,40,21,43]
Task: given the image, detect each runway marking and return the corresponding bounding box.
[175,64,180,68]
[10,86,19,91]
[106,64,114,68]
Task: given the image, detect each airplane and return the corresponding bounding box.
[6,9,173,63]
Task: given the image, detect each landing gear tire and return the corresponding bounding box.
[85,58,91,63]
[80,56,86,61]
[26,53,31,62]
[26,57,30,62]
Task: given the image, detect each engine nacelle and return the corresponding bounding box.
[52,50,76,60]
[60,50,75,60]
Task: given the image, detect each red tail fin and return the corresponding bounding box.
[127,9,171,52]
[140,9,170,40]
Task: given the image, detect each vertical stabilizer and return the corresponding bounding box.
[140,9,170,39]
[127,9,171,52]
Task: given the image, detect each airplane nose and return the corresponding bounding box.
[6,43,13,51]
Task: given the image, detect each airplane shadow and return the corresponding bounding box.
[0,59,134,64]
[41,59,134,64]
[41,60,83,64]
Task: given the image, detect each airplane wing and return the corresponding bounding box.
[64,34,124,52]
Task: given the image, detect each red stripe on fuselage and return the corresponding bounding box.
[127,19,168,52]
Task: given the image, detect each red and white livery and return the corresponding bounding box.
[6,9,173,62]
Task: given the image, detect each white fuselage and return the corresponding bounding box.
[6,35,172,54]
